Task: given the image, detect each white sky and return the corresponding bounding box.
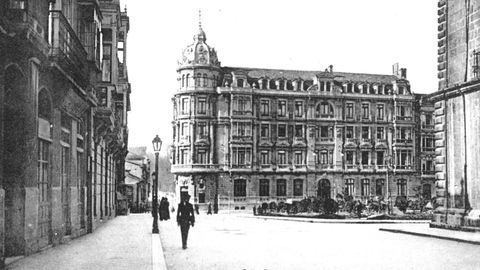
[120,0,438,154]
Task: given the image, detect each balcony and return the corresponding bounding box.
[346,164,358,171]
[395,116,413,121]
[394,139,413,145]
[421,123,435,130]
[49,10,89,89]
[317,137,334,143]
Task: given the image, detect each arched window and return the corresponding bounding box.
[203,73,208,87]
[317,179,331,199]
[269,80,276,90]
[237,78,244,88]
[261,79,268,89]
[303,80,313,90]
[286,80,293,90]
[185,74,190,87]
[182,74,185,87]
[195,73,201,87]
[234,179,247,197]
[316,102,334,118]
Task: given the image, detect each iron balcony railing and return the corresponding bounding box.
[49,10,89,88]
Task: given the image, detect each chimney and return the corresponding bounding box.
[329,65,333,73]
[392,63,399,76]
[400,68,407,79]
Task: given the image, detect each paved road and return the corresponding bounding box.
[159,213,480,270]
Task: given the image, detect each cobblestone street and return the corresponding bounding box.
[159,213,480,270]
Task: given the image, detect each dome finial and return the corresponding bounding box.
[198,9,202,30]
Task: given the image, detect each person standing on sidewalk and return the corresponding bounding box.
[177,194,195,249]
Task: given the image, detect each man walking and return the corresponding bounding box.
[177,194,195,249]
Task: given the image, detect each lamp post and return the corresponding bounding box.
[385,154,393,215]
[152,135,162,234]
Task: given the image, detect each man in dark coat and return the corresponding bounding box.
[176,194,195,249]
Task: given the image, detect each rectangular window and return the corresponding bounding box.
[319,151,329,164]
[320,126,329,138]
[362,103,370,119]
[346,103,354,118]
[294,152,303,165]
[197,149,207,164]
[397,179,407,196]
[181,98,189,114]
[377,104,384,120]
[277,179,287,197]
[101,44,112,82]
[361,127,370,139]
[278,151,287,165]
[233,122,251,137]
[376,179,384,196]
[234,179,246,197]
[197,122,207,137]
[197,98,206,114]
[361,179,370,196]
[376,151,384,166]
[180,149,188,164]
[260,100,270,116]
[278,124,286,137]
[346,126,354,139]
[345,179,355,196]
[181,122,189,137]
[259,179,269,197]
[260,124,269,138]
[232,147,251,166]
[260,151,270,165]
[361,151,369,165]
[278,100,287,117]
[293,179,303,196]
[295,101,303,117]
[377,127,384,140]
[346,151,354,165]
[294,125,303,137]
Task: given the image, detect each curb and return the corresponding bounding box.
[379,228,480,245]
[243,215,431,224]
[152,234,168,270]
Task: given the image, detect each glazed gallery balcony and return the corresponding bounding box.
[49,10,89,89]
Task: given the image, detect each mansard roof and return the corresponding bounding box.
[222,66,402,84]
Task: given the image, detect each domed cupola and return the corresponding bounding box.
[178,15,221,69]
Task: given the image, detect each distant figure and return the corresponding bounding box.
[253,206,256,215]
[194,204,200,215]
[177,194,195,249]
[163,198,170,220]
[207,202,212,215]
[159,197,165,220]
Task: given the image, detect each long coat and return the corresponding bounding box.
[176,201,195,226]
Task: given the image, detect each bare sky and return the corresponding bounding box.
[120,0,438,154]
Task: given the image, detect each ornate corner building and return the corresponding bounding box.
[430,0,480,230]
[171,25,435,211]
[0,0,131,262]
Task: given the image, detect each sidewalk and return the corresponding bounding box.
[242,214,431,224]
[6,214,168,270]
[380,225,480,245]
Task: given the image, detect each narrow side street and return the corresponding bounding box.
[7,214,155,270]
[159,213,480,270]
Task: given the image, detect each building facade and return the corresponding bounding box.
[0,0,131,263]
[431,0,480,230]
[171,25,434,211]
[124,147,151,213]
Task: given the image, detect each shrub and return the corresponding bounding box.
[261,202,269,211]
[277,201,286,212]
[324,198,339,214]
[269,202,277,211]
[354,200,365,217]
[395,196,409,213]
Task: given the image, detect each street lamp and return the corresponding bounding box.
[152,135,162,234]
